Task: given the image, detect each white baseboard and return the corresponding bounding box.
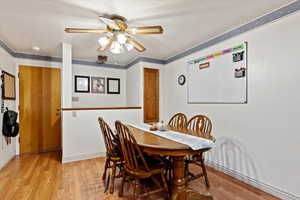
[62,152,106,163]
[0,155,16,170]
[206,160,300,200]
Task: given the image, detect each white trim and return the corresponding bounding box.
[0,155,16,170]
[206,160,300,200]
[62,152,106,163]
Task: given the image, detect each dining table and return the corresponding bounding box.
[128,125,215,200]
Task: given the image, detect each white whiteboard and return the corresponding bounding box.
[187,43,247,104]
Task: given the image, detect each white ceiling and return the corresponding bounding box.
[0,0,295,65]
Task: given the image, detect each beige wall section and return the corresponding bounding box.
[162,12,300,198]
[14,59,128,109]
[13,59,128,154]
[72,64,127,108]
[126,61,164,121]
[0,47,16,169]
[14,59,62,155]
[1,8,300,199]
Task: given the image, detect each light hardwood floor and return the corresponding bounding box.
[0,152,280,200]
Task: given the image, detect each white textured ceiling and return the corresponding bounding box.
[0,0,295,65]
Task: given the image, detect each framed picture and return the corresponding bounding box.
[91,77,105,93]
[75,75,90,93]
[1,71,16,100]
[107,78,120,94]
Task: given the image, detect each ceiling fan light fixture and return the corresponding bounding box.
[130,28,137,34]
[125,43,133,51]
[117,33,127,44]
[98,37,109,47]
[66,15,162,54]
[110,41,124,54]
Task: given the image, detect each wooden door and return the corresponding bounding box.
[144,68,159,123]
[19,66,61,154]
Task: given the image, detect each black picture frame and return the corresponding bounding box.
[1,71,16,100]
[91,77,105,94]
[107,78,120,94]
[74,75,90,93]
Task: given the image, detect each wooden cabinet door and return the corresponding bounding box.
[144,68,159,123]
[19,66,61,154]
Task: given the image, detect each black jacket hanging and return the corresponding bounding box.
[2,108,19,137]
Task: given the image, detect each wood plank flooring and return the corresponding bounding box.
[0,152,280,200]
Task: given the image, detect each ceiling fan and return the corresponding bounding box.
[65,15,164,54]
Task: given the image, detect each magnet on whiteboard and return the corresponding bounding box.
[234,67,246,78]
[233,51,244,62]
[199,62,210,69]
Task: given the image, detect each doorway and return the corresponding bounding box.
[143,68,159,123]
[19,65,61,154]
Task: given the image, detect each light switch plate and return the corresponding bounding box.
[72,111,77,117]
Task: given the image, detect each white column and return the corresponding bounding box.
[62,43,72,108]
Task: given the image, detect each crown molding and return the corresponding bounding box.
[0,39,15,56]
[1,1,300,69]
[124,57,166,69]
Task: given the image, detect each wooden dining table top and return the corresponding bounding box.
[128,125,215,156]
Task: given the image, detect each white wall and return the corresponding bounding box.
[72,65,127,108]
[126,61,164,121]
[15,58,61,69]
[0,48,16,169]
[163,12,300,198]
[12,59,128,154]
[62,108,142,163]
[62,43,73,108]
[14,59,127,108]
[126,62,142,107]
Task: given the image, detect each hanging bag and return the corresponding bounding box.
[2,108,19,137]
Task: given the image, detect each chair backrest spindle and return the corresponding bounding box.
[98,117,119,158]
[187,115,212,136]
[168,113,187,129]
[115,121,150,172]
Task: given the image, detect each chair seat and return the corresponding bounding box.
[110,156,122,161]
[125,156,165,178]
[125,166,164,178]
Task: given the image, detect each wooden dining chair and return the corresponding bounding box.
[168,113,188,129]
[166,113,188,183]
[185,115,212,188]
[98,117,123,194]
[115,121,169,200]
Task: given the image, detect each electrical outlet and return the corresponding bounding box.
[72,111,77,117]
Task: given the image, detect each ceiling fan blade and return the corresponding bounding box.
[126,26,163,34]
[97,36,114,51]
[127,37,146,52]
[99,16,120,30]
[65,28,108,34]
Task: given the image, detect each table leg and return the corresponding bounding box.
[171,156,213,200]
[172,156,187,200]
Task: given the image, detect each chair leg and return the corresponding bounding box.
[102,158,109,180]
[119,170,126,197]
[168,157,173,184]
[104,172,110,193]
[161,172,169,199]
[185,160,189,179]
[200,155,210,188]
[109,160,117,194]
[133,178,141,200]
